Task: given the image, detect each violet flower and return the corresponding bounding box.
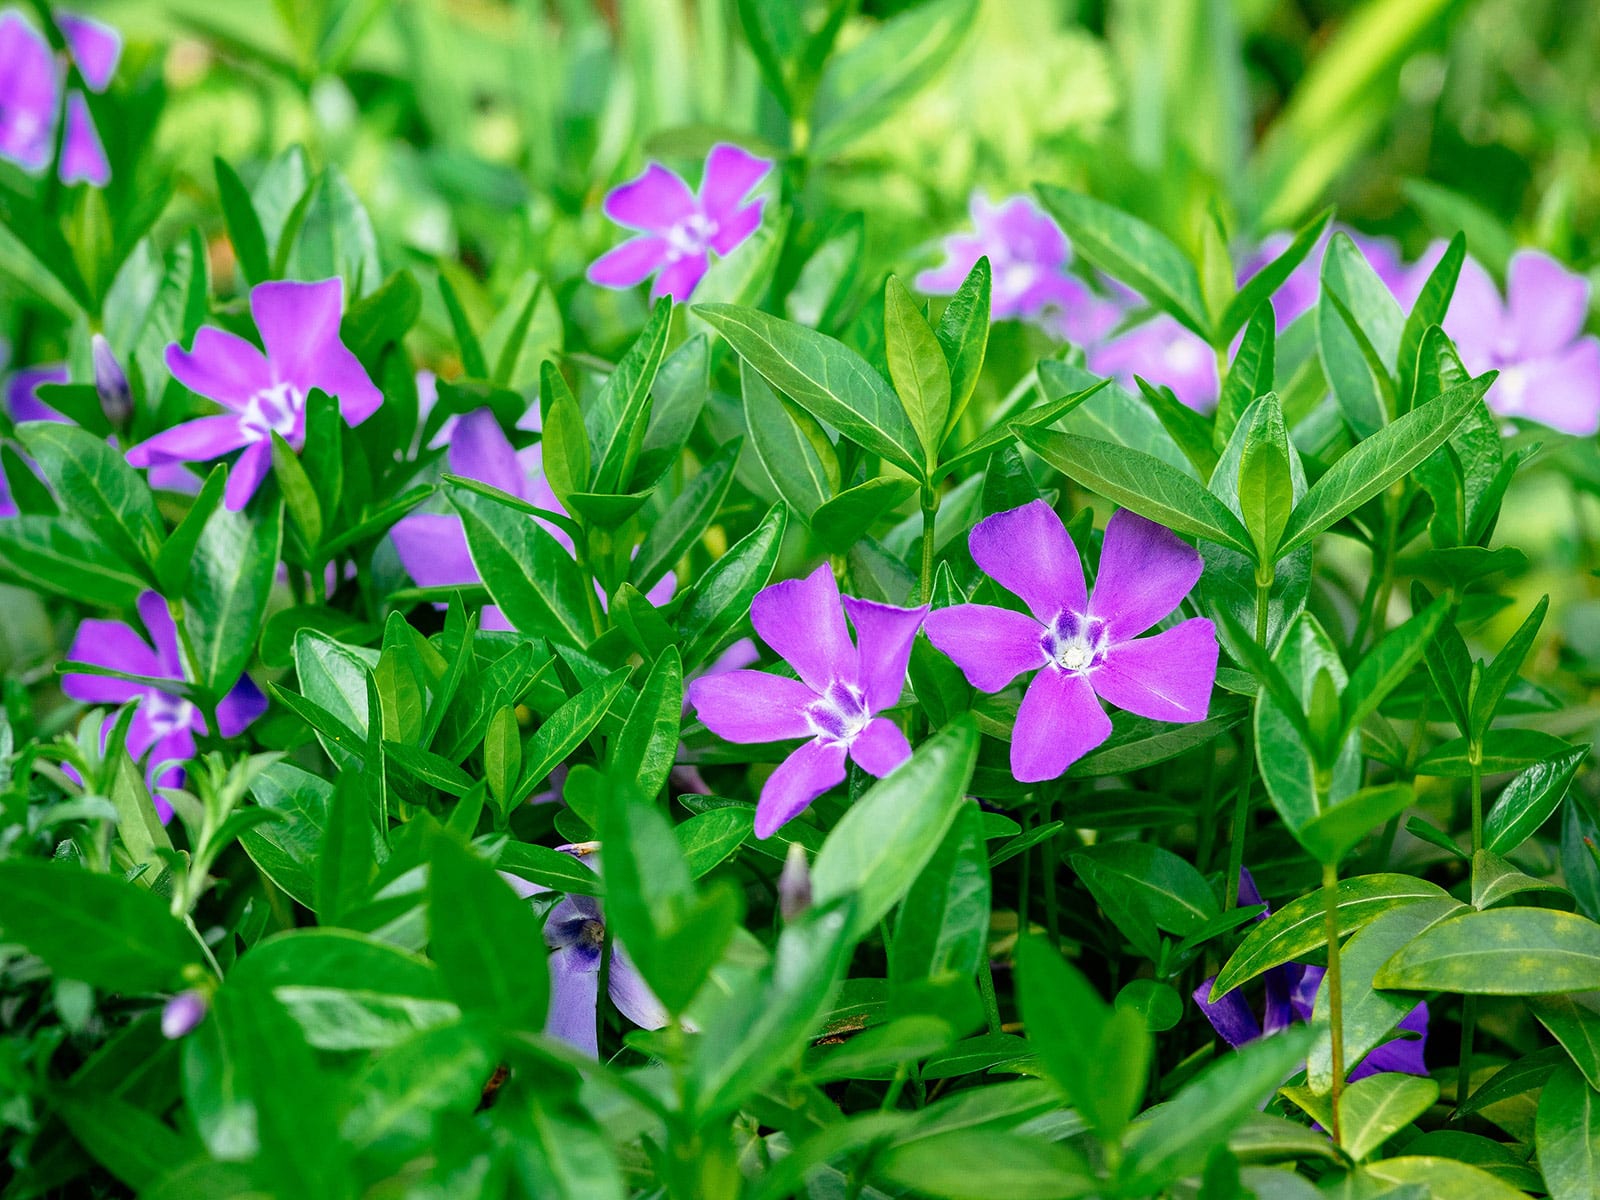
[61,592,267,815]
[502,853,668,1058]
[0,8,119,185]
[924,501,1217,783]
[126,278,382,511]
[588,143,772,303]
[687,564,927,838]
[1,364,67,517]
[1195,870,1429,1080]
[1088,314,1219,413]
[1237,228,1409,330]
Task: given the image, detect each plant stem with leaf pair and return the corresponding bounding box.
[919,486,940,603]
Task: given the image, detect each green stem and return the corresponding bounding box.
[1460,741,1484,1105]
[1469,739,1484,854]
[918,487,940,602]
[1225,576,1272,910]
[1323,860,1346,1148]
[575,526,607,639]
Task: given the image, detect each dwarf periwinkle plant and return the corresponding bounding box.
[6,3,1600,1198]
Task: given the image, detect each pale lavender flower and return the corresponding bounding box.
[61,592,267,816]
[687,565,926,838]
[1088,314,1219,413]
[161,990,209,1039]
[778,843,811,922]
[0,9,119,185]
[1238,228,1408,330]
[126,279,382,510]
[588,143,772,302]
[924,501,1216,783]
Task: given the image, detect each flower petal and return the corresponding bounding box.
[390,513,477,589]
[969,499,1086,624]
[915,235,986,296]
[923,603,1043,692]
[1441,254,1507,375]
[252,278,343,378]
[7,364,67,422]
[61,621,159,704]
[755,739,848,838]
[146,724,196,794]
[699,143,772,219]
[607,943,670,1031]
[1093,618,1217,722]
[1506,249,1589,359]
[213,675,268,738]
[546,945,601,1058]
[59,91,108,186]
[448,409,526,498]
[1088,508,1204,641]
[709,198,765,257]
[57,14,121,91]
[650,252,708,303]
[588,235,669,289]
[1011,667,1110,783]
[603,164,696,233]
[138,591,182,674]
[223,439,274,511]
[165,328,272,409]
[1193,975,1262,1048]
[841,596,927,713]
[687,670,816,744]
[1492,338,1600,436]
[750,563,856,694]
[848,717,911,777]
[126,416,255,467]
[1350,1003,1429,1081]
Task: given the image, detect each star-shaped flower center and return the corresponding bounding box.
[144,689,196,738]
[665,212,719,260]
[805,679,871,746]
[240,380,304,445]
[1042,612,1108,676]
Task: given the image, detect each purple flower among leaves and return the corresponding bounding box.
[1238,228,1409,331]
[1195,870,1429,1080]
[687,564,926,839]
[1,364,66,517]
[1088,313,1219,413]
[0,8,119,186]
[126,278,382,510]
[924,501,1217,783]
[588,143,772,303]
[61,592,267,817]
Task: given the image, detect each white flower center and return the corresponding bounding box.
[665,212,719,260]
[1163,335,1208,374]
[1492,362,1528,415]
[804,679,871,747]
[144,690,196,738]
[997,260,1038,304]
[1042,612,1108,676]
[240,381,304,444]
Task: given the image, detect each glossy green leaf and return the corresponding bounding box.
[1339,1072,1438,1161]
[449,484,592,647]
[1377,908,1600,995]
[629,435,740,592]
[891,802,991,987]
[184,497,283,699]
[1486,744,1589,854]
[674,501,786,671]
[884,275,950,468]
[17,421,163,574]
[1536,1064,1600,1200]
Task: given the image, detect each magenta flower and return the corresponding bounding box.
[687,565,926,838]
[61,592,267,816]
[126,279,382,511]
[0,9,119,186]
[1432,249,1600,436]
[1088,314,1219,413]
[588,143,772,303]
[924,501,1217,783]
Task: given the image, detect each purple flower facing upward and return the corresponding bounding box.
[925,501,1217,783]
[1195,871,1429,1080]
[126,278,382,511]
[0,9,120,185]
[687,565,927,838]
[61,592,267,817]
[588,143,772,303]
[1088,314,1219,413]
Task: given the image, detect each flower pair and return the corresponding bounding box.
[0,8,119,186]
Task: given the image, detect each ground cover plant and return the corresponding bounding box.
[4,0,1600,1197]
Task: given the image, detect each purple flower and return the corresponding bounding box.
[924,501,1217,783]
[0,9,119,186]
[502,853,667,1057]
[126,279,382,510]
[588,143,772,303]
[687,564,927,838]
[161,989,209,1039]
[1433,249,1600,436]
[1088,314,1219,413]
[1237,228,1409,331]
[1195,871,1429,1080]
[1,363,68,517]
[60,592,267,816]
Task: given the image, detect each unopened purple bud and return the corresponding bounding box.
[778,843,811,922]
[92,334,131,427]
[161,989,208,1039]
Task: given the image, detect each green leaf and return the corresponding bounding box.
[675,807,753,878]
[935,256,991,440]
[484,704,522,816]
[1471,596,1548,739]
[449,484,592,647]
[18,421,163,574]
[1340,1073,1439,1161]
[241,762,331,907]
[1035,185,1209,338]
[1296,782,1415,866]
[497,842,604,897]
[630,436,740,593]
[0,859,203,991]
[1220,207,1331,342]
[1236,391,1294,562]
[1419,729,1576,778]
[1376,908,1600,995]
[293,630,376,764]
[515,668,629,800]
[1537,1062,1600,1200]
[884,275,950,468]
[609,647,682,799]
[876,1129,1096,1200]
[214,156,270,286]
[1486,745,1589,855]
[1341,597,1449,736]
[1070,842,1218,959]
[1133,374,1219,479]
[588,298,671,494]
[1397,233,1466,406]
[742,356,834,521]
[1362,1156,1533,1200]
[57,1089,195,1192]
[1014,426,1253,555]
[1317,231,1404,436]
[1529,993,1600,1093]
[185,499,283,699]
[284,164,380,296]
[936,375,1108,481]
[154,465,227,598]
[674,502,786,671]
[340,1020,497,1151]
[539,362,589,511]
[696,302,926,479]
[1216,302,1276,450]
[890,802,991,987]
[0,515,146,608]
[316,771,377,926]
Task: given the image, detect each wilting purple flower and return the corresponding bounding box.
[588,143,771,303]
[126,278,382,510]
[1238,228,1409,330]
[925,501,1216,783]
[1089,314,1219,413]
[61,591,267,815]
[687,564,926,838]
[1195,870,1428,1080]
[503,852,668,1057]
[1431,249,1600,436]
[161,989,209,1039]
[0,9,119,185]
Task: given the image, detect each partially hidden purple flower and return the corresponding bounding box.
[126,278,382,510]
[1195,870,1429,1080]
[588,143,772,303]
[161,989,209,1039]
[687,564,927,839]
[1,363,68,517]
[0,9,120,186]
[1237,228,1409,331]
[60,591,267,816]
[502,851,668,1058]
[924,501,1217,783]
[1088,313,1219,413]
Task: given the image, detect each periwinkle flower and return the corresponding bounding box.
[0,8,120,185]
[588,143,772,303]
[1,364,67,518]
[91,333,130,427]
[61,592,267,815]
[1238,228,1408,330]
[126,278,382,511]
[924,501,1217,783]
[161,989,209,1039]
[778,843,812,922]
[687,565,927,838]
[1088,314,1219,413]
[1194,871,1429,1080]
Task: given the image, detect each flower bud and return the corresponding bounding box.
[161,989,209,1039]
[778,842,811,922]
[91,334,131,428]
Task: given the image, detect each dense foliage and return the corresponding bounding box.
[4,1,1600,1197]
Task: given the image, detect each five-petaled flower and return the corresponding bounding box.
[925,500,1217,783]
[687,564,926,838]
[61,592,267,816]
[588,143,772,303]
[0,8,120,185]
[126,278,382,510]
